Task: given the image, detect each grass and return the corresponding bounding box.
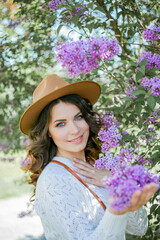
[0,151,34,199]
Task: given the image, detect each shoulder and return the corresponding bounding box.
[36,162,81,193]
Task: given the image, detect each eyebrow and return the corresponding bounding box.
[53,111,81,123]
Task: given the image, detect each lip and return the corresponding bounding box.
[69,135,83,143]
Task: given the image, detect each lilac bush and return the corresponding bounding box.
[94,110,159,211]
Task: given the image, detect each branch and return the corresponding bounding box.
[100,58,126,93]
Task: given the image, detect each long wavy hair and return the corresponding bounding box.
[23,94,102,186]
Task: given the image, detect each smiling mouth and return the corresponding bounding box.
[69,135,83,142]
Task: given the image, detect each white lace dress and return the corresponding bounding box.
[35,156,148,240]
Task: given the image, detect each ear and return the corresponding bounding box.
[48,130,52,138]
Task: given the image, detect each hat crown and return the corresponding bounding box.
[33,74,68,102]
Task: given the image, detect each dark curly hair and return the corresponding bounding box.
[23,94,102,186]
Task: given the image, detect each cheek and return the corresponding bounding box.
[49,127,65,143]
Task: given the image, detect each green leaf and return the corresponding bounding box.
[150,204,158,214]
[138,121,142,128]
[136,71,144,81]
[156,97,160,104]
[137,65,145,75]
[87,2,94,9]
[86,23,94,33]
[57,24,63,35]
[132,89,146,96]
[125,101,132,109]
[147,89,153,96]
[135,102,142,115]
[94,6,106,14]
[139,58,147,67]
[150,152,159,159]
[147,96,156,110]
[71,16,79,25]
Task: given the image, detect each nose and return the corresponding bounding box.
[69,121,79,135]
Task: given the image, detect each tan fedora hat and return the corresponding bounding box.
[19,74,101,135]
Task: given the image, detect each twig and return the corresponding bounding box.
[101,58,126,93]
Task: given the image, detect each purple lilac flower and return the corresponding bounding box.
[55,37,120,77]
[94,153,119,170]
[143,29,160,42]
[21,156,31,169]
[48,0,65,10]
[140,77,151,90]
[118,148,134,163]
[126,83,138,98]
[146,111,160,125]
[151,78,160,97]
[137,52,160,70]
[62,5,88,23]
[103,163,159,211]
[75,5,87,16]
[98,125,122,152]
[141,77,160,97]
[100,112,120,129]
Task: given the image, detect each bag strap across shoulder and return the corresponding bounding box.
[51,160,106,211]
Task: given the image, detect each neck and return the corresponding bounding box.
[56,150,86,162]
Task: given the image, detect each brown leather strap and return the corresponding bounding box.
[51,160,106,211]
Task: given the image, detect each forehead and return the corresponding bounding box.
[50,102,80,120]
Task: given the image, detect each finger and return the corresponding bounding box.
[83,178,104,187]
[73,158,93,170]
[130,183,159,210]
[73,168,96,178]
[140,183,159,204]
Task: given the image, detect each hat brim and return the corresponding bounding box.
[19,80,101,135]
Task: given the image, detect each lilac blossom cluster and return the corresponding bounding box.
[137,52,160,70]
[98,125,122,152]
[55,37,120,77]
[140,76,160,97]
[48,0,65,10]
[62,5,87,24]
[126,78,138,98]
[94,146,149,171]
[70,5,87,17]
[98,112,122,152]
[140,126,157,144]
[103,163,159,211]
[100,112,120,129]
[143,25,160,42]
[94,152,119,170]
[147,110,160,125]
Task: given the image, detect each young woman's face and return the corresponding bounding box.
[48,101,89,159]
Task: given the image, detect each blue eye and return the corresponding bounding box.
[76,115,83,120]
[56,122,65,127]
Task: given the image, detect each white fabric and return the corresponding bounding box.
[35,156,148,240]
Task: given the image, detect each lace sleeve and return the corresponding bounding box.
[37,167,128,240]
[126,207,148,236]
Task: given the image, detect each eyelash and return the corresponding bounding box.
[56,115,83,127]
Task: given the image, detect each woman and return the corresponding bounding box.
[20,74,158,240]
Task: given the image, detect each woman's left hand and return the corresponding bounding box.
[72,157,110,187]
